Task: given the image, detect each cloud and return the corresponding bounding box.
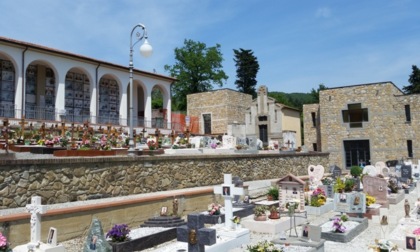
[315,7,331,18]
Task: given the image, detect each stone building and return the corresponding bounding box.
[0,36,176,132]
[303,81,419,169]
[187,88,253,135]
[187,86,302,148]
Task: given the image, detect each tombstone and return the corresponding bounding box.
[308,165,324,187]
[277,174,306,212]
[362,165,377,177]
[386,160,399,168]
[236,137,247,147]
[83,218,112,252]
[401,165,412,182]
[189,136,202,149]
[412,165,420,179]
[362,176,388,206]
[330,165,342,179]
[246,136,258,151]
[13,196,66,252]
[213,174,244,228]
[201,136,210,148]
[177,213,216,252]
[222,135,236,149]
[333,191,366,214]
[375,162,387,174]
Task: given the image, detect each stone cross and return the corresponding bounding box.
[213,174,244,228]
[184,127,190,143]
[177,213,216,252]
[154,128,161,144]
[141,128,147,143]
[39,123,46,139]
[26,196,47,245]
[60,122,67,138]
[170,130,176,145]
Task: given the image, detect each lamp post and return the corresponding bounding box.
[128,23,153,154]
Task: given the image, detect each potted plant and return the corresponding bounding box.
[247,240,283,252]
[344,178,355,192]
[269,205,280,219]
[266,186,279,201]
[350,166,363,178]
[106,224,130,243]
[333,177,345,193]
[253,205,268,221]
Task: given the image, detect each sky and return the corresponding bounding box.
[1,0,420,94]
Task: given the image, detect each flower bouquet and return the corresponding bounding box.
[247,240,283,252]
[368,239,398,251]
[147,140,159,150]
[106,224,131,243]
[208,203,222,215]
[231,216,241,224]
[310,187,327,207]
[331,217,346,233]
[0,232,12,252]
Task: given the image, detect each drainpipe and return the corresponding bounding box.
[21,47,28,119]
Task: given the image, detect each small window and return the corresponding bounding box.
[405,105,411,122]
[342,103,368,128]
[407,140,413,158]
[311,112,316,127]
[312,143,317,151]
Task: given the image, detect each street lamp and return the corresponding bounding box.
[128,23,153,154]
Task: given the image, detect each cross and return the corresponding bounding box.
[286,140,291,149]
[70,123,77,148]
[26,196,47,245]
[184,127,191,143]
[106,124,112,139]
[60,122,67,138]
[39,123,46,140]
[177,213,216,252]
[141,128,147,143]
[154,128,161,145]
[213,174,244,229]
[19,115,28,140]
[29,123,34,139]
[133,129,137,147]
[170,130,177,145]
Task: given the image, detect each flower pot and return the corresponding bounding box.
[254,214,267,221]
[267,195,274,201]
[269,211,280,219]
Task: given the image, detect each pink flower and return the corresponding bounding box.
[413,228,420,235]
[0,233,8,247]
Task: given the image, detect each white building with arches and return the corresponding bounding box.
[0,36,175,133]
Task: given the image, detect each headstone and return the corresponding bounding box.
[222,135,236,149]
[201,136,210,148]
[177,213,216,252]
[362,176,388,205]
[333,191,366,214]
[382,167,390,178]
[236,137,247,147]
[308,165,324,187]
[413,165,420,179]
[401,165,412,181]
[213,174,244,228]
[83,218,112,252]
[246,136,258,150]
[375,162,387,175]
[362,165,377,177]
[330,166,342,179]
[189,136,202,149]
[277,174,306,212]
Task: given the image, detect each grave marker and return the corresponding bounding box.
[177,213,216,252]
[213,174,244,228]
[26,196,47,245]
[333,191,366,214]
[362,165,377,177]
[308,165,324,187]
[401,165,412,181]
[330,166,342,179]
[362,176,388,205]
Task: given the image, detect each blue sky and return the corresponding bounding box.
[1,0,420,93]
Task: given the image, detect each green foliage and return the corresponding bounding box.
[253,205,268,216]
[164,39,228,111]
[344,178,355,192]
[350,166,363,177]
[333,177,345,193]
[340,213,349,222]
[403,65,420,94]
[233,48,259,97]
[266,186,279,200]
[310,84,327,103]
[247,240,283,252]
[151,87,163,109]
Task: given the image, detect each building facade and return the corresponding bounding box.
[187,88,253,135]
[188,86,302,148]
[303,82,419,169]
[0,36,175,132]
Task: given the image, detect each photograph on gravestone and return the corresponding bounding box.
[177,213,216,252]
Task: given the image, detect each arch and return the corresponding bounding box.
[64,67,93,123]
[98,73,122,125]
[150,83,170,128]
[0,52,18,118]
[126,79,147,128]
[24,59,59,121]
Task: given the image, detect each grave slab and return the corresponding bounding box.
[202,148,235,154]
[164,148,202,155]
[241,214,306,235]
[305,200,334,216]
[319,217,368,243]
[272,237,326,252]
[387,190,405,204]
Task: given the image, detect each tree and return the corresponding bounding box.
[310,84,327,103]
[151,87,163,109]
[403,65,420,94]
[233,48,259,97]
[164,39,228,111]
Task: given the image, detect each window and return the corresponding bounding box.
[312,143,317,151]
[405,105,411,122]
[258,116,267,121]
[342,103,368,128]
[407,140,413,158]
[311,112,316,127]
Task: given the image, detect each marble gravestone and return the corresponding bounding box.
[246,136,258,150]
[222,135,236,149]
[213,174,244,228]
[412,164,420,179]
[308,165,324,187]
[330,165,342,179]
[362,165,377,177]
[83,218,112,252]
[277,174,306,212]
[177,213,216,252]
[401,165,412,182]
[14,196,66,252]
[362,176,388,206]
[333,191,366,214]
[375,162,387,175]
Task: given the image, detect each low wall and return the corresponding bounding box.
[0,152,329,245]
[0,152,328,208]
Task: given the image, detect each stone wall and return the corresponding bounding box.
[187,89,252,134]
[0,152,328,209]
